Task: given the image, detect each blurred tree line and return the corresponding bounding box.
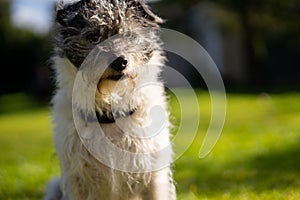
[0,0,52,101]
[0,0,299,101]
[155,0,300,89]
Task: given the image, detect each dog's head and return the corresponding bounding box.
[54,0,163,67]
[53,0,166,116]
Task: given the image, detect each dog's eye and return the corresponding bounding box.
[86,32,101,44]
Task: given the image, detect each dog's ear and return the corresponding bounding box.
[55,1,67,26]
[55,0,91,27]
[134,0,164,24]
[56,9,68,27]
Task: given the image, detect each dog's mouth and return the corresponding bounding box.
[106,73,128,81]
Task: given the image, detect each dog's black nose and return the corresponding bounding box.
[110,57,128,72]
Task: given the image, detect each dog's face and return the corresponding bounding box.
[54,0,163,68]
[54,0,165,114]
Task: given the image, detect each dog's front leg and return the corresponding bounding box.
[147,168,176,200]
[61,174,86,200]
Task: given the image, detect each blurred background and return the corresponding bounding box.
[0,0,300,199]
[0,0,299,100]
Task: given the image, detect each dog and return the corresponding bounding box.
[45,0,176,199]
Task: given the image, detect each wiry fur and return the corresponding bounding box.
[45,0,176,199]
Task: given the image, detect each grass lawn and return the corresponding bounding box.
[0,91,300,199]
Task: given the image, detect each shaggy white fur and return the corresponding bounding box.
[45,0,176,199]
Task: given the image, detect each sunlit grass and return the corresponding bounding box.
[173,92,300,200]
[0,91,300,199]
[0,95,59,200]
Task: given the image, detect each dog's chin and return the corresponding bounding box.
[96,73,134,113]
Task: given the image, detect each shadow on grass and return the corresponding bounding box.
[175,144,300,196]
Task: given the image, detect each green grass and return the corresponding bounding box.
[1,91,300,199]
[0,94,59,200]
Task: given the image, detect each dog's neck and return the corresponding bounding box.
[96,109,136,124]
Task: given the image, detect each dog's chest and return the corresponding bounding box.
[101,122,157,153]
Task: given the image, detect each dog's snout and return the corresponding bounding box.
[110,57,128,72]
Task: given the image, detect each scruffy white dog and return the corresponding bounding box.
[45,0,176,199]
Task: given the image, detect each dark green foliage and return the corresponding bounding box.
[0,0,53,99]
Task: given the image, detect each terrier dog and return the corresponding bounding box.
[45,0,176,199]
